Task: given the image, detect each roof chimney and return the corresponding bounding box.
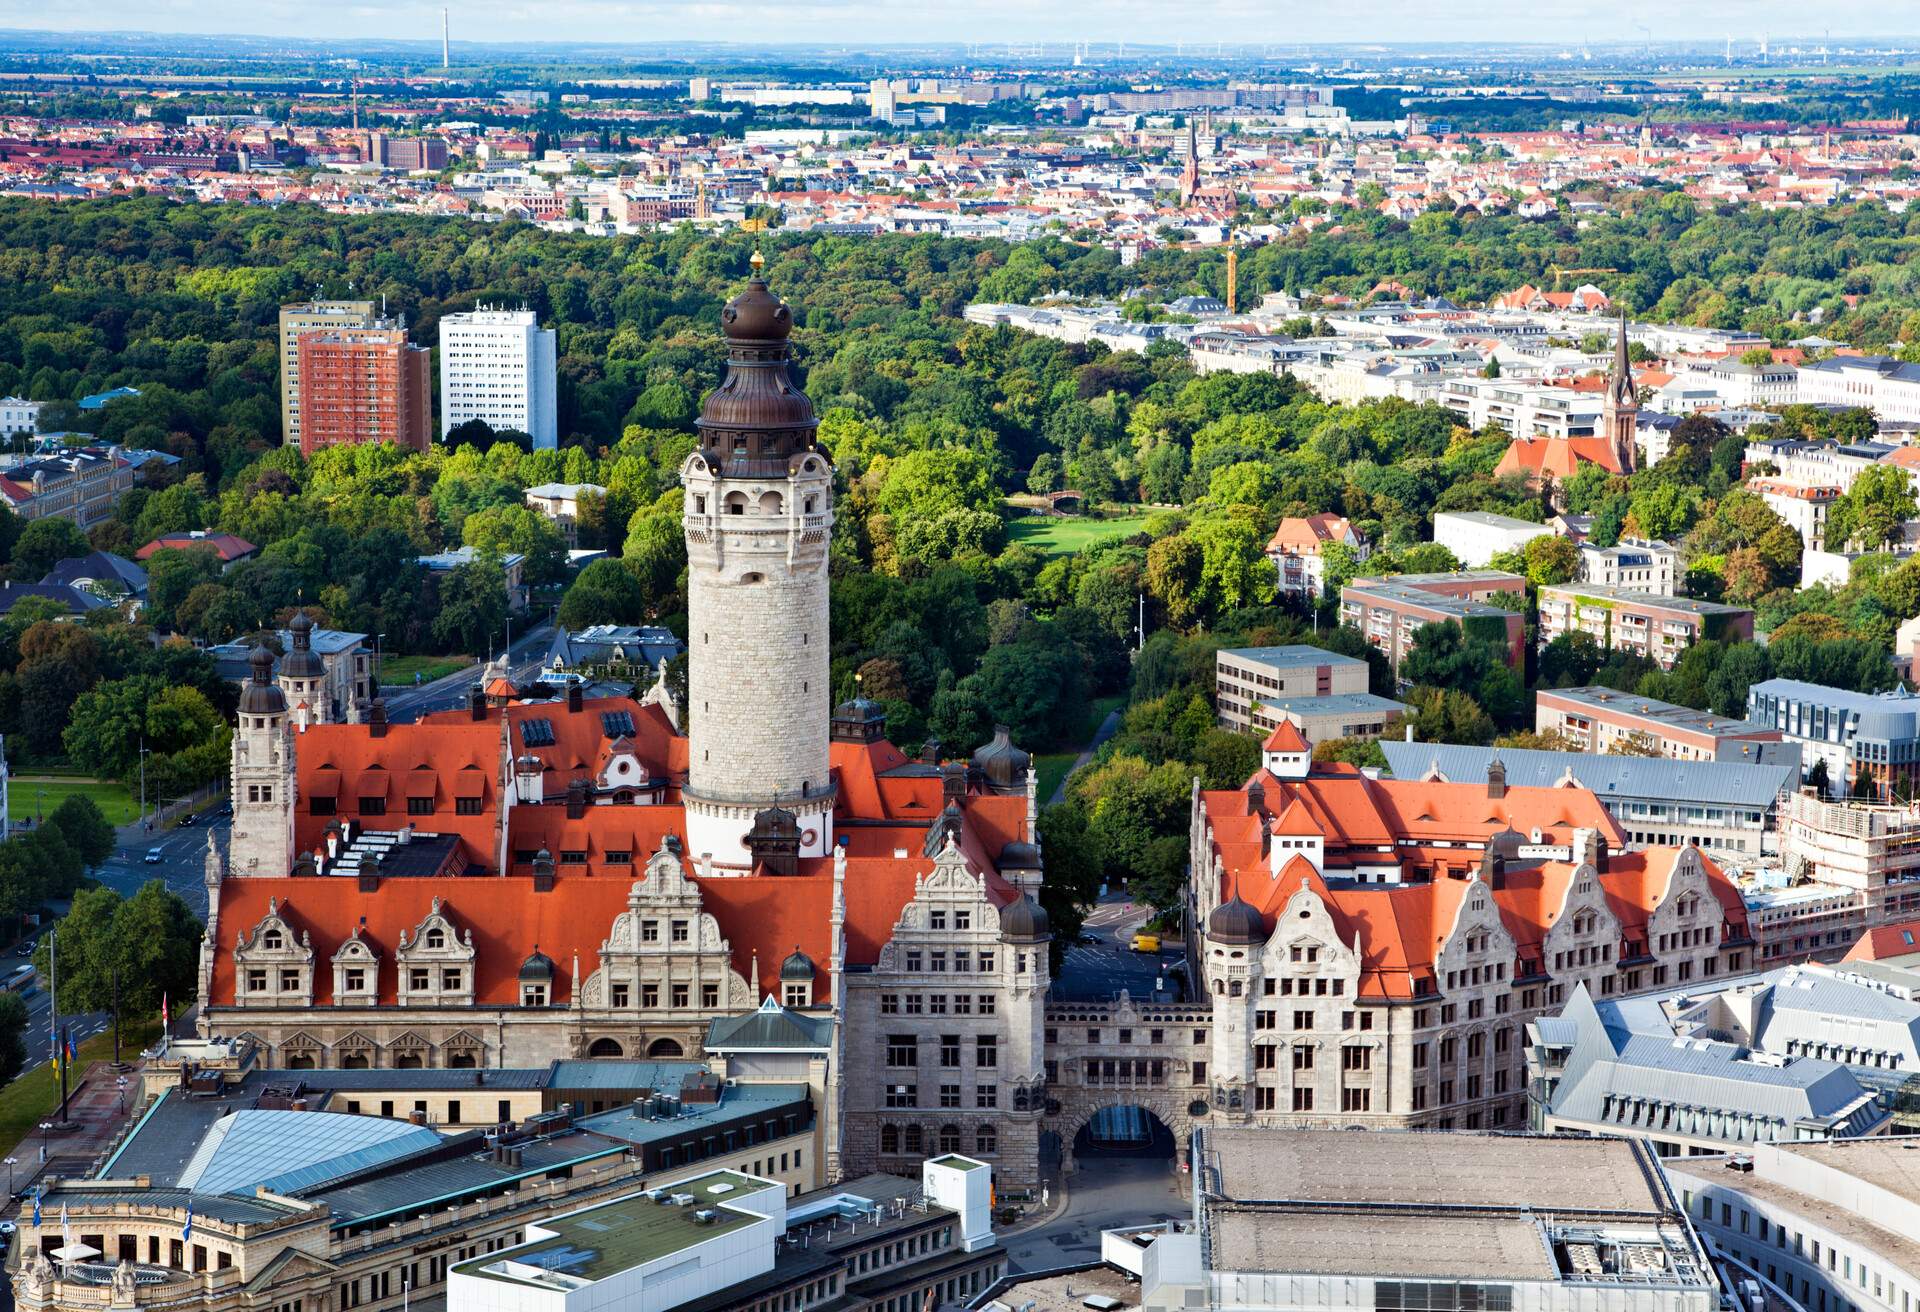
[1486,754,1507,801]
[368,698,388,739]
[468,684,487,722]
[357,853,381,893]
[567,682,583,714]
[565,778,589,818]
[941,762,967,804]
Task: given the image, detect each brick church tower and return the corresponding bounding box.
[680,254,837,867]
[1602,310,1638,474]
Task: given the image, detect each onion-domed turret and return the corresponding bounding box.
[779,946,817,982]
[997,839,1043,876]
[972,725,1032,796]
[1207,895,1268,946]
[238,644,287,715]
[999,892,1051,943]
[695,253,821,473]
[280,609,326,680]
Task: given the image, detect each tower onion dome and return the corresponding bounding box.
[518,949,555,983]
[695,254,824,476]
[1207,894,1268,946]
[971,725,1032,794]
[779,946,817,982]
[997,839,1043,875]
[280,609,326,680]
[238,644,287,715]
[999,891,1051,943]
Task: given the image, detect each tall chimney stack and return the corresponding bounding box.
[442,7,450,68]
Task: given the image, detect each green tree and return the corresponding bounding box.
[1824,464,1919,553]
[1521,534,1579,587]
[431,559,509,655]
[463,504,569,585]
[47,795,114,869]
[11,516,88,579]
[558,557,648,628]
[0,990,25,1084]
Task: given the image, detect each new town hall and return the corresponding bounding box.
[200,269,1757,1190]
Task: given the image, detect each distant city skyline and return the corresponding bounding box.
[1,2,1916,53]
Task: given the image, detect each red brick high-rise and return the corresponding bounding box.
[295,326,431,456]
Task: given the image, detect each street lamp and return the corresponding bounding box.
[138,738,151,832]
[5,1155,16,1203]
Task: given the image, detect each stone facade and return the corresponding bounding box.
[1188,759,1755,1133]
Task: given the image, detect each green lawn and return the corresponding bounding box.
[0,1018,160,1161]
[9,777,139,828]
[1035,753,1076,805]
[378,655,476,686]
[1005,513,1153,559]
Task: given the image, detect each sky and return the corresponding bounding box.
[2,1,1916,52]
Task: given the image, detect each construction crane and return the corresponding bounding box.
[1225,246,1238,314]
[1548,264,1617,290]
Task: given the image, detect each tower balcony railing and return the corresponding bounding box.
[682,779,839,809]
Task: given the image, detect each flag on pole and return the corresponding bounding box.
[162,993,170,1031]
[31,1190,40,1228]
[183,1203,194,1245]
[59,1202,71,1259]
[63,1033,74,1067]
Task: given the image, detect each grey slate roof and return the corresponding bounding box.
[39,550,147,595]
[1380,741,1796,809]
[705,999,833,1051]
[1541,985,1886,1142]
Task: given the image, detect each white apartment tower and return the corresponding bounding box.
[680,256,835,867]
[438,308,558,449]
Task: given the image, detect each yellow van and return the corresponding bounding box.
[1130,932,1161,953]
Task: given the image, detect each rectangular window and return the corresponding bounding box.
[407,796,434,815]
[887,1035,918,1067]
[455,797,484,816]
[358,797,387,816]
[976,1035,998,1067]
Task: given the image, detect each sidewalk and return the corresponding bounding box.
[1047,709,1124,806]
[3,1059,144,1215]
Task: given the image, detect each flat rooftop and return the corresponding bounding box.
[456,1171,769,1288]
[1342,579,1518,618]
[1539,685,1774,738]
[1777,1138,1920,1207]
[1211,1210,1557,1281]
[1202,1128,1669,1215]
[1541,583,1752,617]
[1219,645,1367,671]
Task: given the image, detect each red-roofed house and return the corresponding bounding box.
[135,530,260,570]
[1266,513,1367,600]
[1186,747,1752,1130]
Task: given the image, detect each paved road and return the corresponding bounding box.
[383,624,556,723]
[1047,708,1124,807]
[98,813,228,920]
[1005,1145,1188,1273]
[1053,891,1179,1003]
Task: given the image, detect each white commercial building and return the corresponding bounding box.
[1579,538,1681,594]
[440,308,558,449]
[1799,355,1920,425]
[1434,510,1553,567]
[0,397,42,436]
[1137,1128,1721,1312]
[1669,1139,1920,1312]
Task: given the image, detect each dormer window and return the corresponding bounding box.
[344,968,366,991]
[442,969,463,991]
[263,931,283,950]
[522,984,548,1006]
[425,929,445,949]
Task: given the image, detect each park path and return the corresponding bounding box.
[1048,709,1124,806]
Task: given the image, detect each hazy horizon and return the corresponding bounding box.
[1,1,1917,55]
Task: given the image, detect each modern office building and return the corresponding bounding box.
[1579,538,1681,594]
[1747,680,1920,802]
[448,1157,1001,1312]
[297,326,433,455]
[1798,354,1920,425]
[278,300,377,449]
[1340,571,1526,679]
[1669,1139,1920,1312]
[1433,510,1552,568]
[1139,1128,1720,1312]
[1537,584,1753,672]
[1379,742,1796,858]
[440,309,558,449]
[1214,645,1371,734]
[1526,985,1889,1153]
[1534,686,1793,764]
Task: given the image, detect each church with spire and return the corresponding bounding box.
[197,263,1055,1189]
[1493,309,1641,496]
